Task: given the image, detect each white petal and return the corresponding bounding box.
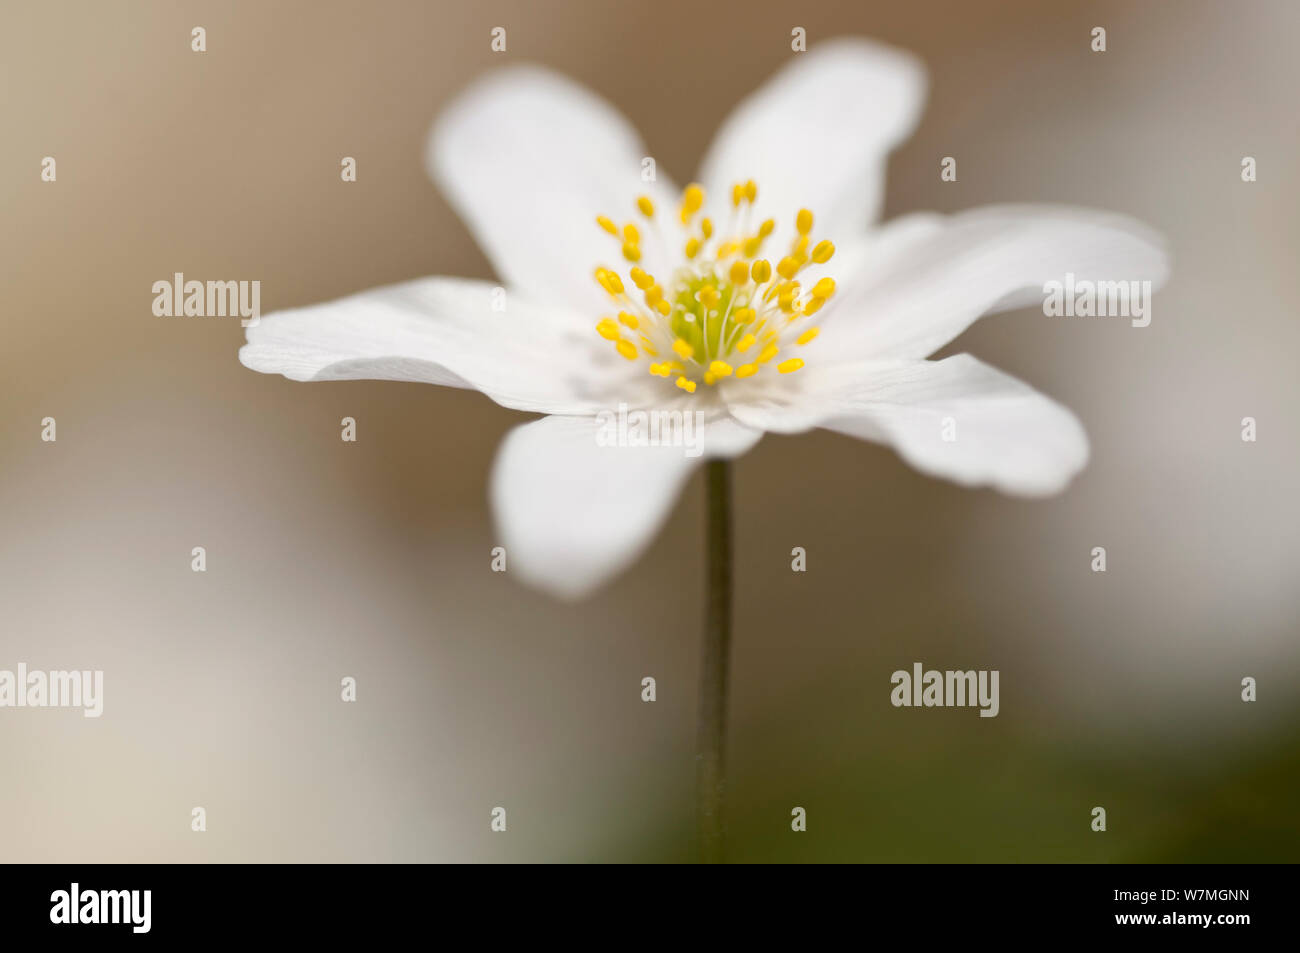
[728,355,1088,496]
[428,65,678,315]
[823,205,1171,362]
[697,38,926,238]
[491,413,762,599]
[240,276,631,414]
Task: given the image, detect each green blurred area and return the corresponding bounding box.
[602,676,1300,862]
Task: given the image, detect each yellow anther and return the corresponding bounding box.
[629,266,654,290]
[703,372,716,386]
[618,311,639,330]
[596,215,618,235]
[645,284,664,305]
[812,240,835,264]
[716,240,739,259]
[622,242,641,262]
[811,277,836,298]
[729,261,750,285]
[680,183,705,223]
[595,268,624,295]
[751,259,772,283]
[759,219,775,238]
[654,298,671,316]
[777,358,804,374]
[701,218,714,239]
[796,209,813,235]
[640,336,657,356]
[709,360,733,378]
[731,183,744,207]
[699,285,721,308]
[794,235,810,256]
[796,327,820,345]
[733,307,756,324]
[637,195,655,217]
[736,333,756,353]
[616,339,638,360]
[744,180,757,203]
[758,343,779,364]
[742,237,762,258]
[623,223,640,243]
[595,318,621,340]
[735,363,758,379]
[804,296,826,316]
[778,287,798,312]
[675,376,697,394]
[672,338,695,360]
[685,237,702,259]
[777,256,802,280]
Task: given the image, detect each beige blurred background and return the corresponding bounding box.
[2,0,1297,862]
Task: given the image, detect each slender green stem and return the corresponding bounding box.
[697,460,733,864]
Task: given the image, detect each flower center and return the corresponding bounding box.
[593,181,835,394]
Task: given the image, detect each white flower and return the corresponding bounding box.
[241,38,1169,599]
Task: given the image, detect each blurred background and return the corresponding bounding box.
[2,0,1297,862]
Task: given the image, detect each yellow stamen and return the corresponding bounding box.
[595,268,624,295]
[680,183,705,223]
[589,178,836,396]
[777,256,802,280]
[811,277,836,299]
